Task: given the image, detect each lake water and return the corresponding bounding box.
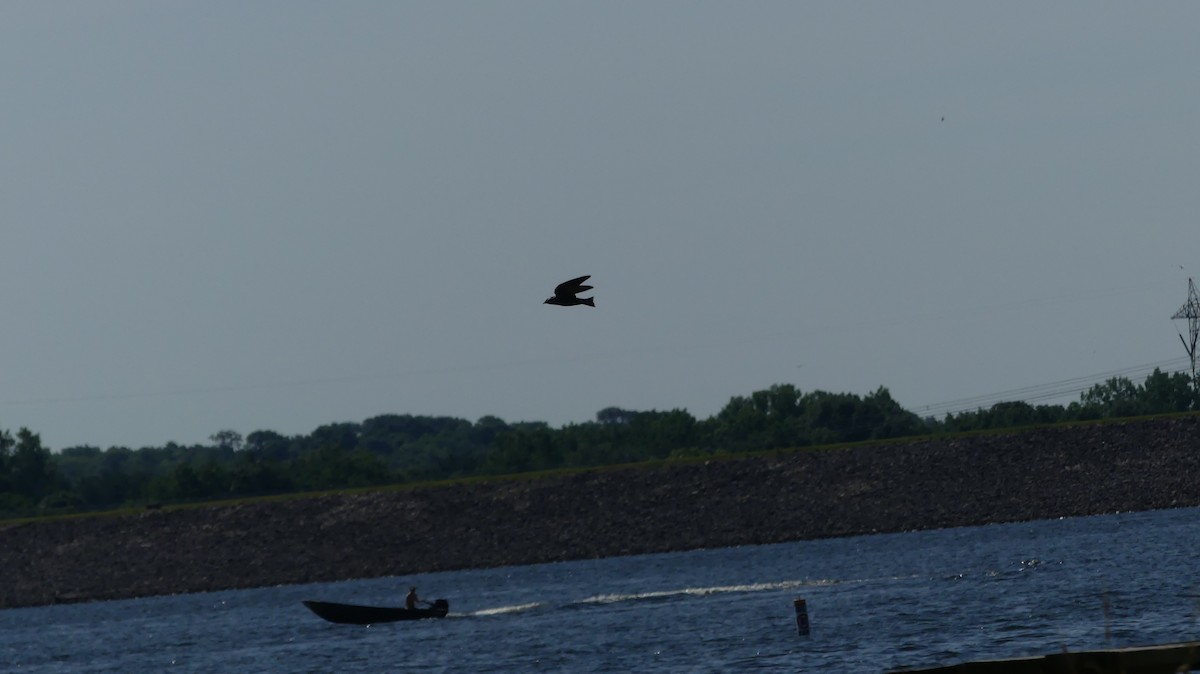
[2,507,1198,673]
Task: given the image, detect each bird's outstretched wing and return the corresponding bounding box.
[554,275,592,297]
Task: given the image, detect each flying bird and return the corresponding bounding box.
[544,275,595,307]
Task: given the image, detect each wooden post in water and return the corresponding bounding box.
[794,598,810,636]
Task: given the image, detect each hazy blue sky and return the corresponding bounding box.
[2,2,1197,450]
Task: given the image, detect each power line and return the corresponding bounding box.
[913,356,1194,418]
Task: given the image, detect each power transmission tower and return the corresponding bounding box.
[1172,277,1200,388]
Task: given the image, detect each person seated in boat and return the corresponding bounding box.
[405,586,425,610]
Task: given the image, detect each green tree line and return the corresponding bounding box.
[2,369,1196,518]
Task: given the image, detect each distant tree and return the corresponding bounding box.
[471,416,509,446]
[0,428,66,514]
[987,401,1039,428]
[228,454,294,496]
[10,428,59,504]
[482,423,559,474]
[1081,376,1140,415]
[0,428,13,488]
[0,428,17,512]
[801,390,863,442]
[149,463,198,502]
[294,444,392,491]
[56,446,103,481]
[75,470,140,510]
[245,430,293,461]
[859,387,926,439]
[1139,368,1197,413]
[712,395,767,451]
[596,407,637,425]
[301,422,361,452]
[209,430,244,453]
[628,409,697,458]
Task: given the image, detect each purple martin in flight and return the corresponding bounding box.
[544,275,595,307]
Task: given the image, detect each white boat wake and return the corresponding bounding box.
[575,578,836,605]
[462,575,918,617]
[462,601,545,617]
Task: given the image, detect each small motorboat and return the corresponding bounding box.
[303,598,449,624]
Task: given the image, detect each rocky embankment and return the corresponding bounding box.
[3,416,1199,609]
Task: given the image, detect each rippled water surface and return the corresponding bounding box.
[3,507,1199,673]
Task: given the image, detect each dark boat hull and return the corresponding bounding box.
[303,599,449,624]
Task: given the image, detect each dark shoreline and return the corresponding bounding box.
[3,415,1199,610]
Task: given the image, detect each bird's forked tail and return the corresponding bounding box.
[583,297,595,307]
